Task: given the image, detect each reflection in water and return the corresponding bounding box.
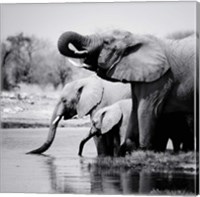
[87,164,195,194]
[44,155,195,194]
[1,129,196,194]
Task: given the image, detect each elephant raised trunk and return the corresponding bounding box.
[57,31,103,68]
[57,31,90,58]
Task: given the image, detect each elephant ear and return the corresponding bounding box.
[77,76,104,118]
[101,104,122,134]
[101,34,170,82]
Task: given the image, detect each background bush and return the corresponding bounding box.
[1,32,92,91]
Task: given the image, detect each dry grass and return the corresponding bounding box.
[88,151,198,173]
[150,189,195,195]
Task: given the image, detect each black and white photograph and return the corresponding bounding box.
[0,1,199,195]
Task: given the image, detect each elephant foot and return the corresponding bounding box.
[139,146,153,151]
[153,147,167,153]
[118,139,137,156]
[139,143,154,151]
[118,144,127,157]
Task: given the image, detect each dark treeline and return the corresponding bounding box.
[1,33,91,91]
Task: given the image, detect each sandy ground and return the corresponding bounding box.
[1,84,90,128]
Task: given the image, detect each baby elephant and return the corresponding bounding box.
[78,99,193,157]
[79,99,132,157]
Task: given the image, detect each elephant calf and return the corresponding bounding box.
[79,99,193,156]
[79,99,132,156]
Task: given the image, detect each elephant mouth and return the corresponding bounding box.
[63,114,73,120]
[96,59,123,82]
[82,62,97,71]
[98,52,123,80]
[106,57,122,75]
[94,68,119,82]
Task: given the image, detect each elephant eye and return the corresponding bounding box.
[104,40,110,45]
[92,122,96,128]
[62,98,67,103]
[104,38,113,45]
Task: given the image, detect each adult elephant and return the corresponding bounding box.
[57,30,195,153]
[27,75,131,155]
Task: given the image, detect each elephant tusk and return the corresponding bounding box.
[52,116,61,125]
[68,58,81,67]
[74,50,88,55]
[82,63,91,69]
[68,43,88,55]
[68,58,91,69]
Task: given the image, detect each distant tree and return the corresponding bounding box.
[5,33,32,84]
[1,32,91,91]
[1,42,13,90]
[56,57,73,87]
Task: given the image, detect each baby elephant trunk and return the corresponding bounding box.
[78,129,100,156]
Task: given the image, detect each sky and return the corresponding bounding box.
[1,2,196,46]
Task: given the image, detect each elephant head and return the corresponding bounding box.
[27,75,104,154]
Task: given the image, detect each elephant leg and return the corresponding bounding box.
[182,131,194,151]
[113,133,120,157]
[118,88,139,156]
[134,74,173,150]
[95,135,110,156]
[119,111,139,156]
[171,138,181,152]
[153,134,169,152]
[105,132,115,156]
[159,137,169,152]
[153,114,176,152]
[137,100,157,150]
[182,138,194,151]
[182,115,194,151]
[182,130,194,151]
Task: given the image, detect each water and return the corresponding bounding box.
[0,128,196,194]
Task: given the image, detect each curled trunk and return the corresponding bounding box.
[57,31,103,69]
[57,31,91,58]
